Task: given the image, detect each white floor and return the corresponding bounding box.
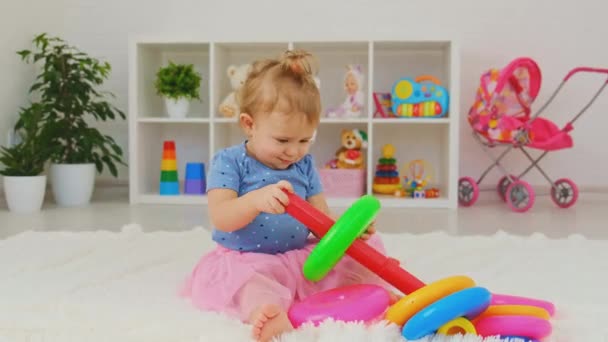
[1,187,608,341]
[1,186,607,240]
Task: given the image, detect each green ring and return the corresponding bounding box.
[379,158,396,165]
[303,195,380,281]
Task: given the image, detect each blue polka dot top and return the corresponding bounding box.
[207,142,323,254]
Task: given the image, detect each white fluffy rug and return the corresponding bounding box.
[0,225,606,341]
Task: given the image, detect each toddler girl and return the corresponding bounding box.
[181,50,391,342]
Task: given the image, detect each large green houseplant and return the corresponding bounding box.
[16,33,126,207]
[155,61,202,118]
[1,104,52,213]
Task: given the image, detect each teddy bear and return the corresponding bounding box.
[326,65,365,118]
[335,129,368,169]
[218,64,251,118]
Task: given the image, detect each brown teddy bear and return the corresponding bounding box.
[335,129,368,169]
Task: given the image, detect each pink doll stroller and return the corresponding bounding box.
[459,57,608,212]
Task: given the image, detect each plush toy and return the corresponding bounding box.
[335,129,367,169]
[218,64,251,118]
[326,65,365,118]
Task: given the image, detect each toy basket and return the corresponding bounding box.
[318,168,366,198]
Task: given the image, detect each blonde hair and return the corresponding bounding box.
[238,49,321,124]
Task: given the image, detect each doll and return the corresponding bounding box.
[327,65,365,118]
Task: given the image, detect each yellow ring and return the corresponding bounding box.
[473,305,550,322]
[437,317,476,335]
[372,183,399,194]
[161,159,177,171]
[385,275,475,326]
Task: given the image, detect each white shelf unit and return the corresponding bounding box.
[129,39,459,208]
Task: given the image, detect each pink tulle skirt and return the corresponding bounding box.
[180,234,389,322]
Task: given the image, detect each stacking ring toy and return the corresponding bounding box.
[288,284,390,328]
[437,317,476,335]
[402,287,491,340]
[473,305,550,322]
[491,293,555,316]
[386,275,475,326]
[303,195,379,281]
[475,315,552,339]
[284,191,425,293]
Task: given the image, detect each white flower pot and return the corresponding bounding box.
[3,175,47,213]
[50,163,96,207]
[165,98,190,118]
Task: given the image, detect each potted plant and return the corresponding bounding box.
[155,61,202,118]
[1,104,51,213]
[16,33,126,207]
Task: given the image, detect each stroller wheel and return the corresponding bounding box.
[505,180,535,213]
[551,178,579,208]
[458,177,479,207]
[497,175,518,202]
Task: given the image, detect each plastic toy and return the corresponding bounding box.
[472,305,550,322]
[436,317,477,335]
[287,284,390,328]
[387,276,553,340]
[385,275,475,326]
[159,140,179,195]
[391,75,449,118]
[475,316,552,340]
[402,159,440,199]
[184,162,206,195]
[326,65,365,118]
[460,58,608,212]
[372,144,401,195]
[491,293,555,316]
[282,192,555,340]
[401,287,492,340]
[372,92,395,118]
[284,192,425,293]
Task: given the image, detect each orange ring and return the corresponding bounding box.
[473,305,550,322]
[385,275,475,326]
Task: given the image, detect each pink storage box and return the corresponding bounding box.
[318,168,366,198]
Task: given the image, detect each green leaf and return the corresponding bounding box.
[1,33,126,177]
[94,158,103,173]
[155,61,202,100]
[17,50,31,61]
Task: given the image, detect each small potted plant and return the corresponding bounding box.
[155,61,202,118]
[16,33,126,207]
[1,104,51,213]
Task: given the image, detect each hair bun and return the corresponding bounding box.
[281,49,318,77]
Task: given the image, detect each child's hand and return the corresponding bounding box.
[360,220,376,240]
[252,180,294,214]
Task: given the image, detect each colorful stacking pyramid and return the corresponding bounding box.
[184,162,206,195]
[160,140,180,195]
[372,144,401,195]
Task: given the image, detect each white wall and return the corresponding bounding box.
[2,0,607,189]
[0,0,67,151]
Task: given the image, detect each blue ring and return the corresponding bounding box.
[402,286,491,340]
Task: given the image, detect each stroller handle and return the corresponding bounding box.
[564,67,608,82]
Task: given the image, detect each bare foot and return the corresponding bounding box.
[250,304,293,342]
